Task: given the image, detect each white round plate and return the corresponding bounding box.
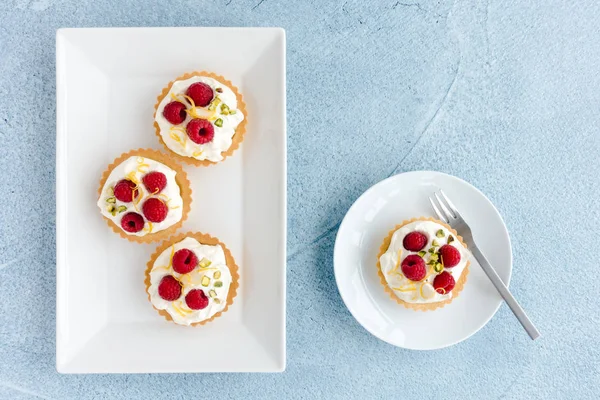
[334,171,512,350]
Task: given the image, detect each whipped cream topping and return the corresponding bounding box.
[155,76,245,162]
[148,237,232,325]
[97,156,183,236]
[379,220,469,304]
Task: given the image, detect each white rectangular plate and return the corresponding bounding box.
[56,27,286,373]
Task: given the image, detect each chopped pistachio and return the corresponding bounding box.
[106,197,116,204]
[427,259,437,266]
[209,289,217,298]
[207,96,221,111]
[417,251,426,258]
[428,247,436,254]
[228,109,237,115]
[107,187,114,196]
[436,229,445,238]
[201,276,210,287]
[214,281,223,288]
[432,239,439,247]
[448,235,455,244]
[214,298,221,304]
[213,271,221,279]
[433,263,444,273]
[199,258,212,268]
[429,253,439,262]
[220,103,230,114]
[117,205,127,213]
[215,87,223,93]
[214,118,223,128]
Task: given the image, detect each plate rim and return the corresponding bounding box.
[55,26,287,373]
[333,170,513,350]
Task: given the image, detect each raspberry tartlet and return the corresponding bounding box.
[376,217,470,311]
[145,232,239,326]
[97,149,191,243]
[154,71,247,166]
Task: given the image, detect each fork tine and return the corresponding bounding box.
[439,190,461,218]
[429,196,448,223]
[434,192,456,220]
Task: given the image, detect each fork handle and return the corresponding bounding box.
[470,244,541,340]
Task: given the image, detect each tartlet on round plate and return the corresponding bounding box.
[377,217,470,311]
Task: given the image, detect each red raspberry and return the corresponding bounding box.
[142,198,168,223]
[433,271,456,294]
[185,289,209,310]
[158,275,182,301]
[172,249,198,275]
[113,179,138,203]
[142,171,167,194]
[162,101,187,125]
[186,82,214,107]
[403,231,427,252]
[186,118,215,144]
[120,212,145,233]
[401,255,427,281]
[439,244,461,268]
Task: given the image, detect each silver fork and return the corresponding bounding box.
[429,190,540,340]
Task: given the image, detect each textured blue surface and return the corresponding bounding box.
[1,0,599,398]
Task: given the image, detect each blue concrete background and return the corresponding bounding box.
[1,0,599,398]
